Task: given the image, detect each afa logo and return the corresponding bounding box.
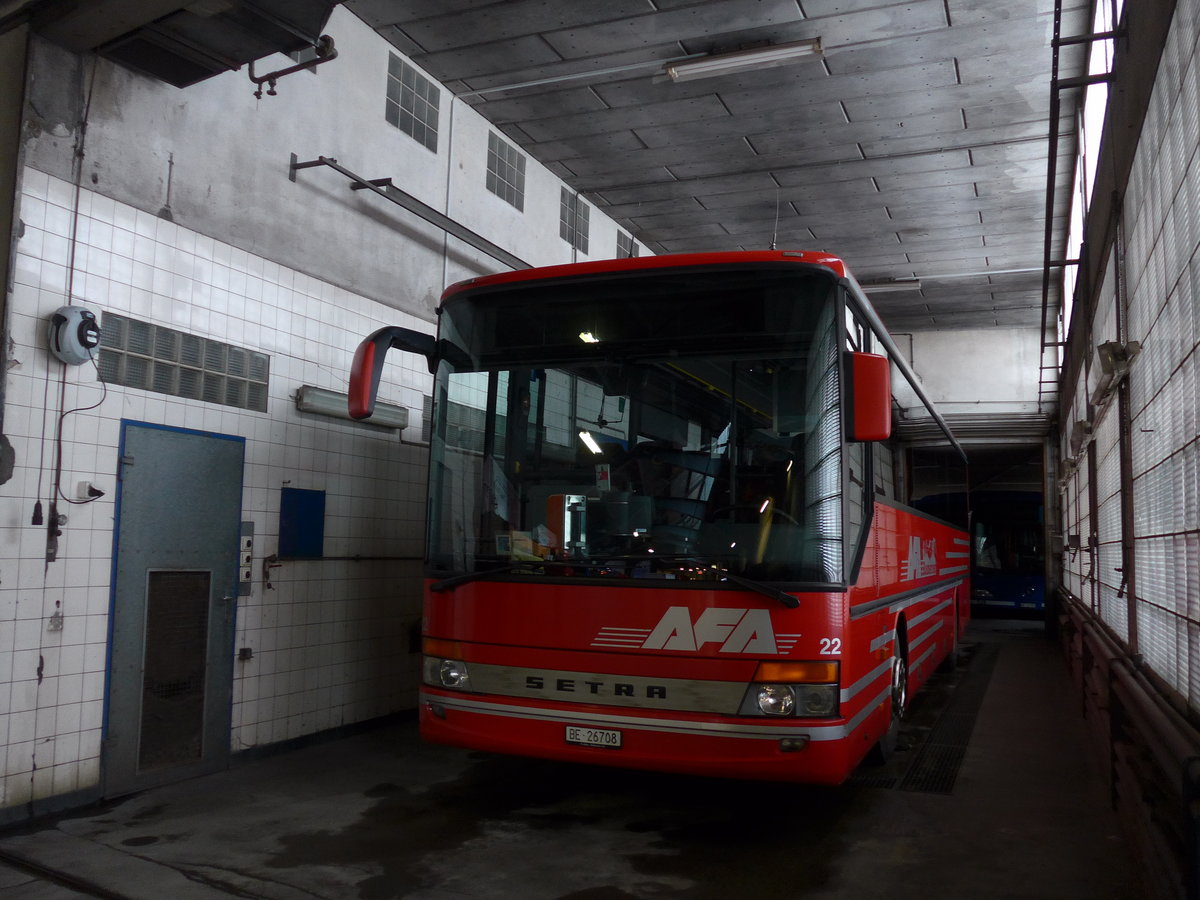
[642,606,778,654]
[902,536,938,580]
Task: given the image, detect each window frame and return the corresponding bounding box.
[486,131,527,211]
[385,53,441,153]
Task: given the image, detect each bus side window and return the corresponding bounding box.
[873,438,895,498]
[846,443,867,540]
[843,301,873,578]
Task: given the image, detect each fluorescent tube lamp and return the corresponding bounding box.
[579,430,604,454]
[579,331,600,344]
[296,385,410,430]
[859,278,923,294]
[664,38,822,83]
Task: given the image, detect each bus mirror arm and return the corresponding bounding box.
[349,326,437,420]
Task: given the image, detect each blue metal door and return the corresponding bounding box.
[105,421,244,796]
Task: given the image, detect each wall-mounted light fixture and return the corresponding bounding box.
[859,278,923,294]
[1088,340,1141,405]
[664,38,822,83]
[1068,419,1092,456]
[296,385,409,429]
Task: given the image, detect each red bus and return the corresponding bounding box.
[350,251,969,784]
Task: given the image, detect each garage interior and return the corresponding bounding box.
[0,0,1196,897]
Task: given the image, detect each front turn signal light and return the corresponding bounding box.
[753,660,839,683]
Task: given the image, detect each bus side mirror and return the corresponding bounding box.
[349,326,437,420]
[846,351,891,441]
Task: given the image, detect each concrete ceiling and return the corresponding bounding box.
[345,0,1093,335]
[3,0,338,86]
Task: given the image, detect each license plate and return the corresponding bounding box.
[565,725,622,748]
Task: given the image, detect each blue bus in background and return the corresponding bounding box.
[969,490,1046,614]
[914,490,1046,615]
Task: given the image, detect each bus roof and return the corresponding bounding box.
[439,250,849,303]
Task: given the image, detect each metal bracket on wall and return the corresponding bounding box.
[288,154,531,272]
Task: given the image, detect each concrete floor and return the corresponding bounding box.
[0,620,1141,899]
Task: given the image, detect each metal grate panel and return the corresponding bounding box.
[896,643,999,795]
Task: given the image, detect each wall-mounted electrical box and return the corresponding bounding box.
[239,521,254,596]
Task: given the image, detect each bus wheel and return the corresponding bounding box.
[890,644,909,719]
[937,594,960,673]
[868,638,908,764]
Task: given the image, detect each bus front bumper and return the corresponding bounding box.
[418,688,869,785]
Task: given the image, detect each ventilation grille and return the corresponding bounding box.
[99,313,270,412]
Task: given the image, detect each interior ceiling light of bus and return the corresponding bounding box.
[579,431,604,454]
[662,38,823,82]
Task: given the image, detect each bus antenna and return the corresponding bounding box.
[770,187,781,250]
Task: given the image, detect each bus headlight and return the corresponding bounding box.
[756,684,796,716]
[793,683,838,717]
[739,660,840,718]
[423,656,471,690]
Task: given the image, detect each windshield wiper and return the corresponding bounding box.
[717,571,800,609]
[430,555,675,591]
[429,560,575,592]
[572,553,801,609]
[430,556,798,608]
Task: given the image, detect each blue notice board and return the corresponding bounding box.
[279,487,325,558]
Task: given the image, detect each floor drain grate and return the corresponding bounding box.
[897,644,1000,794]
[848,772,898,789]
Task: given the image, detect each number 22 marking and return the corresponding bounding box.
[819,637,842,655]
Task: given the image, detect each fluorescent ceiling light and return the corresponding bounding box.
[579,430,604,454]
[296,385,410,430]
[664,38,822,83]
[859,278,923,294]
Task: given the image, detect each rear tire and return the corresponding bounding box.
[938,647,959,673]
[938,603,960,673]
[867,632,908,764]
[890,642,909,719]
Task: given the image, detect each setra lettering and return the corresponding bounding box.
[524,674,667,699]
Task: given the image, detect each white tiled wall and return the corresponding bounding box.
[0,166,431,807]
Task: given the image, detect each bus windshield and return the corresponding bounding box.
[427,264,849,586]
